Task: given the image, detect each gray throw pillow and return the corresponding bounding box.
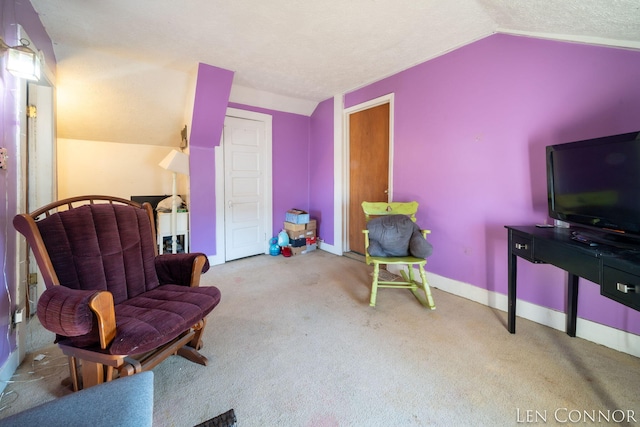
[409,230,434,258]
[366,214,433,258]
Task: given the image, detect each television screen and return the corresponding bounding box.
[546,131,640,238]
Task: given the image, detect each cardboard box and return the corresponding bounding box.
[303,229,316,239]
[302,243,317,253]
[286,229,306,240]
[306,219,317,230]
[290,237,306,248]
[290,245,307,256]
[285,209,309,224]
[284,221,306,232]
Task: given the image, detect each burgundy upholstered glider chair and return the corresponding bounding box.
[13,195,221,391]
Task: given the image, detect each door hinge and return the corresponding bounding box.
[28,272,38,285]
[27,105,37,118]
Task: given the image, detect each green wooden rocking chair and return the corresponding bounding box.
[361,201,436,309]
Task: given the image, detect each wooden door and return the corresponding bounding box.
[348,103,390,254]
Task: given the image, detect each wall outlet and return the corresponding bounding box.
[12,309,24,329]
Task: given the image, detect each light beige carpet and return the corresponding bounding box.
[1,251,639,426]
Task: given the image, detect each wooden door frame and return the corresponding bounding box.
[341,93,394,252]
[212,107,273,265]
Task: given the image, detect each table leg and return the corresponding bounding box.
[508,244,517,333]
[566,273,579,337]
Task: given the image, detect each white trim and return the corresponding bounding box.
[208,254,223,267]
[211,144,225,266]
[576,318,640,357]
[341,93,395,252]
[13,25,30,382]
[319,241,341,256]
[333,95,344,255]
[340,106,350,251]
[342,93,396,115]
[229,84,318,116]
[387,265,640,358]
[0,351,20,394]
[212,107,273,264]
[226,107,274,125]
[497,29,640,51]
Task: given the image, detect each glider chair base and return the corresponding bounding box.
[61,319,208,391]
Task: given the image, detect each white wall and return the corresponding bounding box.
[57,138,188,201]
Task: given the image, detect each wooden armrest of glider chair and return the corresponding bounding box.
[37,286,116,349]
[13,195,221,391]
[155,252,210,287]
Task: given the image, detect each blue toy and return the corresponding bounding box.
[269,237,280,256]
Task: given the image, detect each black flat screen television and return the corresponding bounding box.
[546,130,640,243]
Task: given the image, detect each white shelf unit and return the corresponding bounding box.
[156,211,189,254]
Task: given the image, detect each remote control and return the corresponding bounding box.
[571,233,598,246]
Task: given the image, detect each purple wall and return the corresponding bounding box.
[188,77,312,254]
[189,63,234,255]
[1,11,638,375]
[309,98,334,244]
[227,102,311,238]
[344,34,640,334]
[0,0,56,369]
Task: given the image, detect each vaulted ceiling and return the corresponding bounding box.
[30,0,640,146]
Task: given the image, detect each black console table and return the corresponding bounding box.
[506,225,640,336]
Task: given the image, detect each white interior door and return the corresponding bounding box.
[223,115,270,261]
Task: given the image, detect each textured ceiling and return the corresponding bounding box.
[29,0,640,146]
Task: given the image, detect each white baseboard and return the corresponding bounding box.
[0,349,19,394]
[387,266,640,358]
[208,254,225,266]
[318,240,341,256]
[208,241,340,266]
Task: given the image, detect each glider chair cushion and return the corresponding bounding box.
[14,195,221,391]
[110,284,219,355]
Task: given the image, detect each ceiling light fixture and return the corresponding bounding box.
[0,37,41,81]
